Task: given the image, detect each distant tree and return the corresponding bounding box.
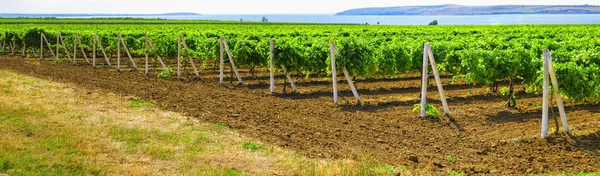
[240,18,243,22]
[262,16,268,22]
[377,21,380,25]
[429,20,438,25]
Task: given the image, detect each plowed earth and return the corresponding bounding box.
[1,56,599,175]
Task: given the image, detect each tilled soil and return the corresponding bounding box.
[1,56,599,175]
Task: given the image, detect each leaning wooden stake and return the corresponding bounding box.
[56,32,72,61]
[73,33,89,64]
[269,39,275,93]
[117,34,138,71]
[77,34,89,63]
[342,67,361,104]
[178,35,200,78]
[145,35,168,71]
[337,44,361,105]
[427,45,450,115]
[10,42,15,55]
[40,33,57,61]
[281,64,297,92]
[92,34,111,67]
[420,44,451,117]
[541,49,570,139]
[220,37,243,84]
[547,50,569,133]
[329,42,361,105]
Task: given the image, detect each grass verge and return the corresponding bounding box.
[0,69,412,175]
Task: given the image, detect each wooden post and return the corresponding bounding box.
[541,49,550,139]
[1,36,5,55]
[331,43,361,105]
[281,64,297,92]
[177,35,181,78]
[118,35,137,70]
[330,42,338,105]
[180,36,200,78]
[58,33,72,61]
[76,34,89,63]
[222,38,243,83]
[420,44,451,117]
[93,35,96,67]
[219,37,224,84]
[73,34,77,65]
[145,37,149,75]
[546,50,569,133]
[40,33,43,60]
[40,33,57,61]
[269,39,275,94]
[56,32,59,59]
[10,42,14,55]
[145,35,167,70]
[93,35,110,67]
[22,44,26,57]
[343,67,361,105]
[427,46,450,115]
[420,44,429,118]
[117,36,121,71]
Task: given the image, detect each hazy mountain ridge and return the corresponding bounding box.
[336,4,600,15]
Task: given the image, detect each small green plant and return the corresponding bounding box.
[448,168,466,176]
[446,156,457,163]
[242,141,267,151]
[499,87,510,96]
[214,123,229,129]
[157,66,173,78]
[129,98,157,107]
[413,103,439,118]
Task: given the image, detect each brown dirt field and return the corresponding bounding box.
[1,56,599,175]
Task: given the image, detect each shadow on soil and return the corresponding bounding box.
[545,130,600,155]
[267,83,488,100]
[487,103,600,124]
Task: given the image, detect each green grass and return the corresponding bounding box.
[446,156,457,163]
[195,168,244,176]
[0,105,104,175]
[448,168,466,176]
[129,98,157,107]
[242,141,268,151]
[215,123,230,129]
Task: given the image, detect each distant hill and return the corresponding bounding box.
[336,4,600,15]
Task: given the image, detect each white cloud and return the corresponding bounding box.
[0,0,598,14]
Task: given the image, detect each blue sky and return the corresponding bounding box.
[2,0,599,14]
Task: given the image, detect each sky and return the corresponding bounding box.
[1,0,599,14]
